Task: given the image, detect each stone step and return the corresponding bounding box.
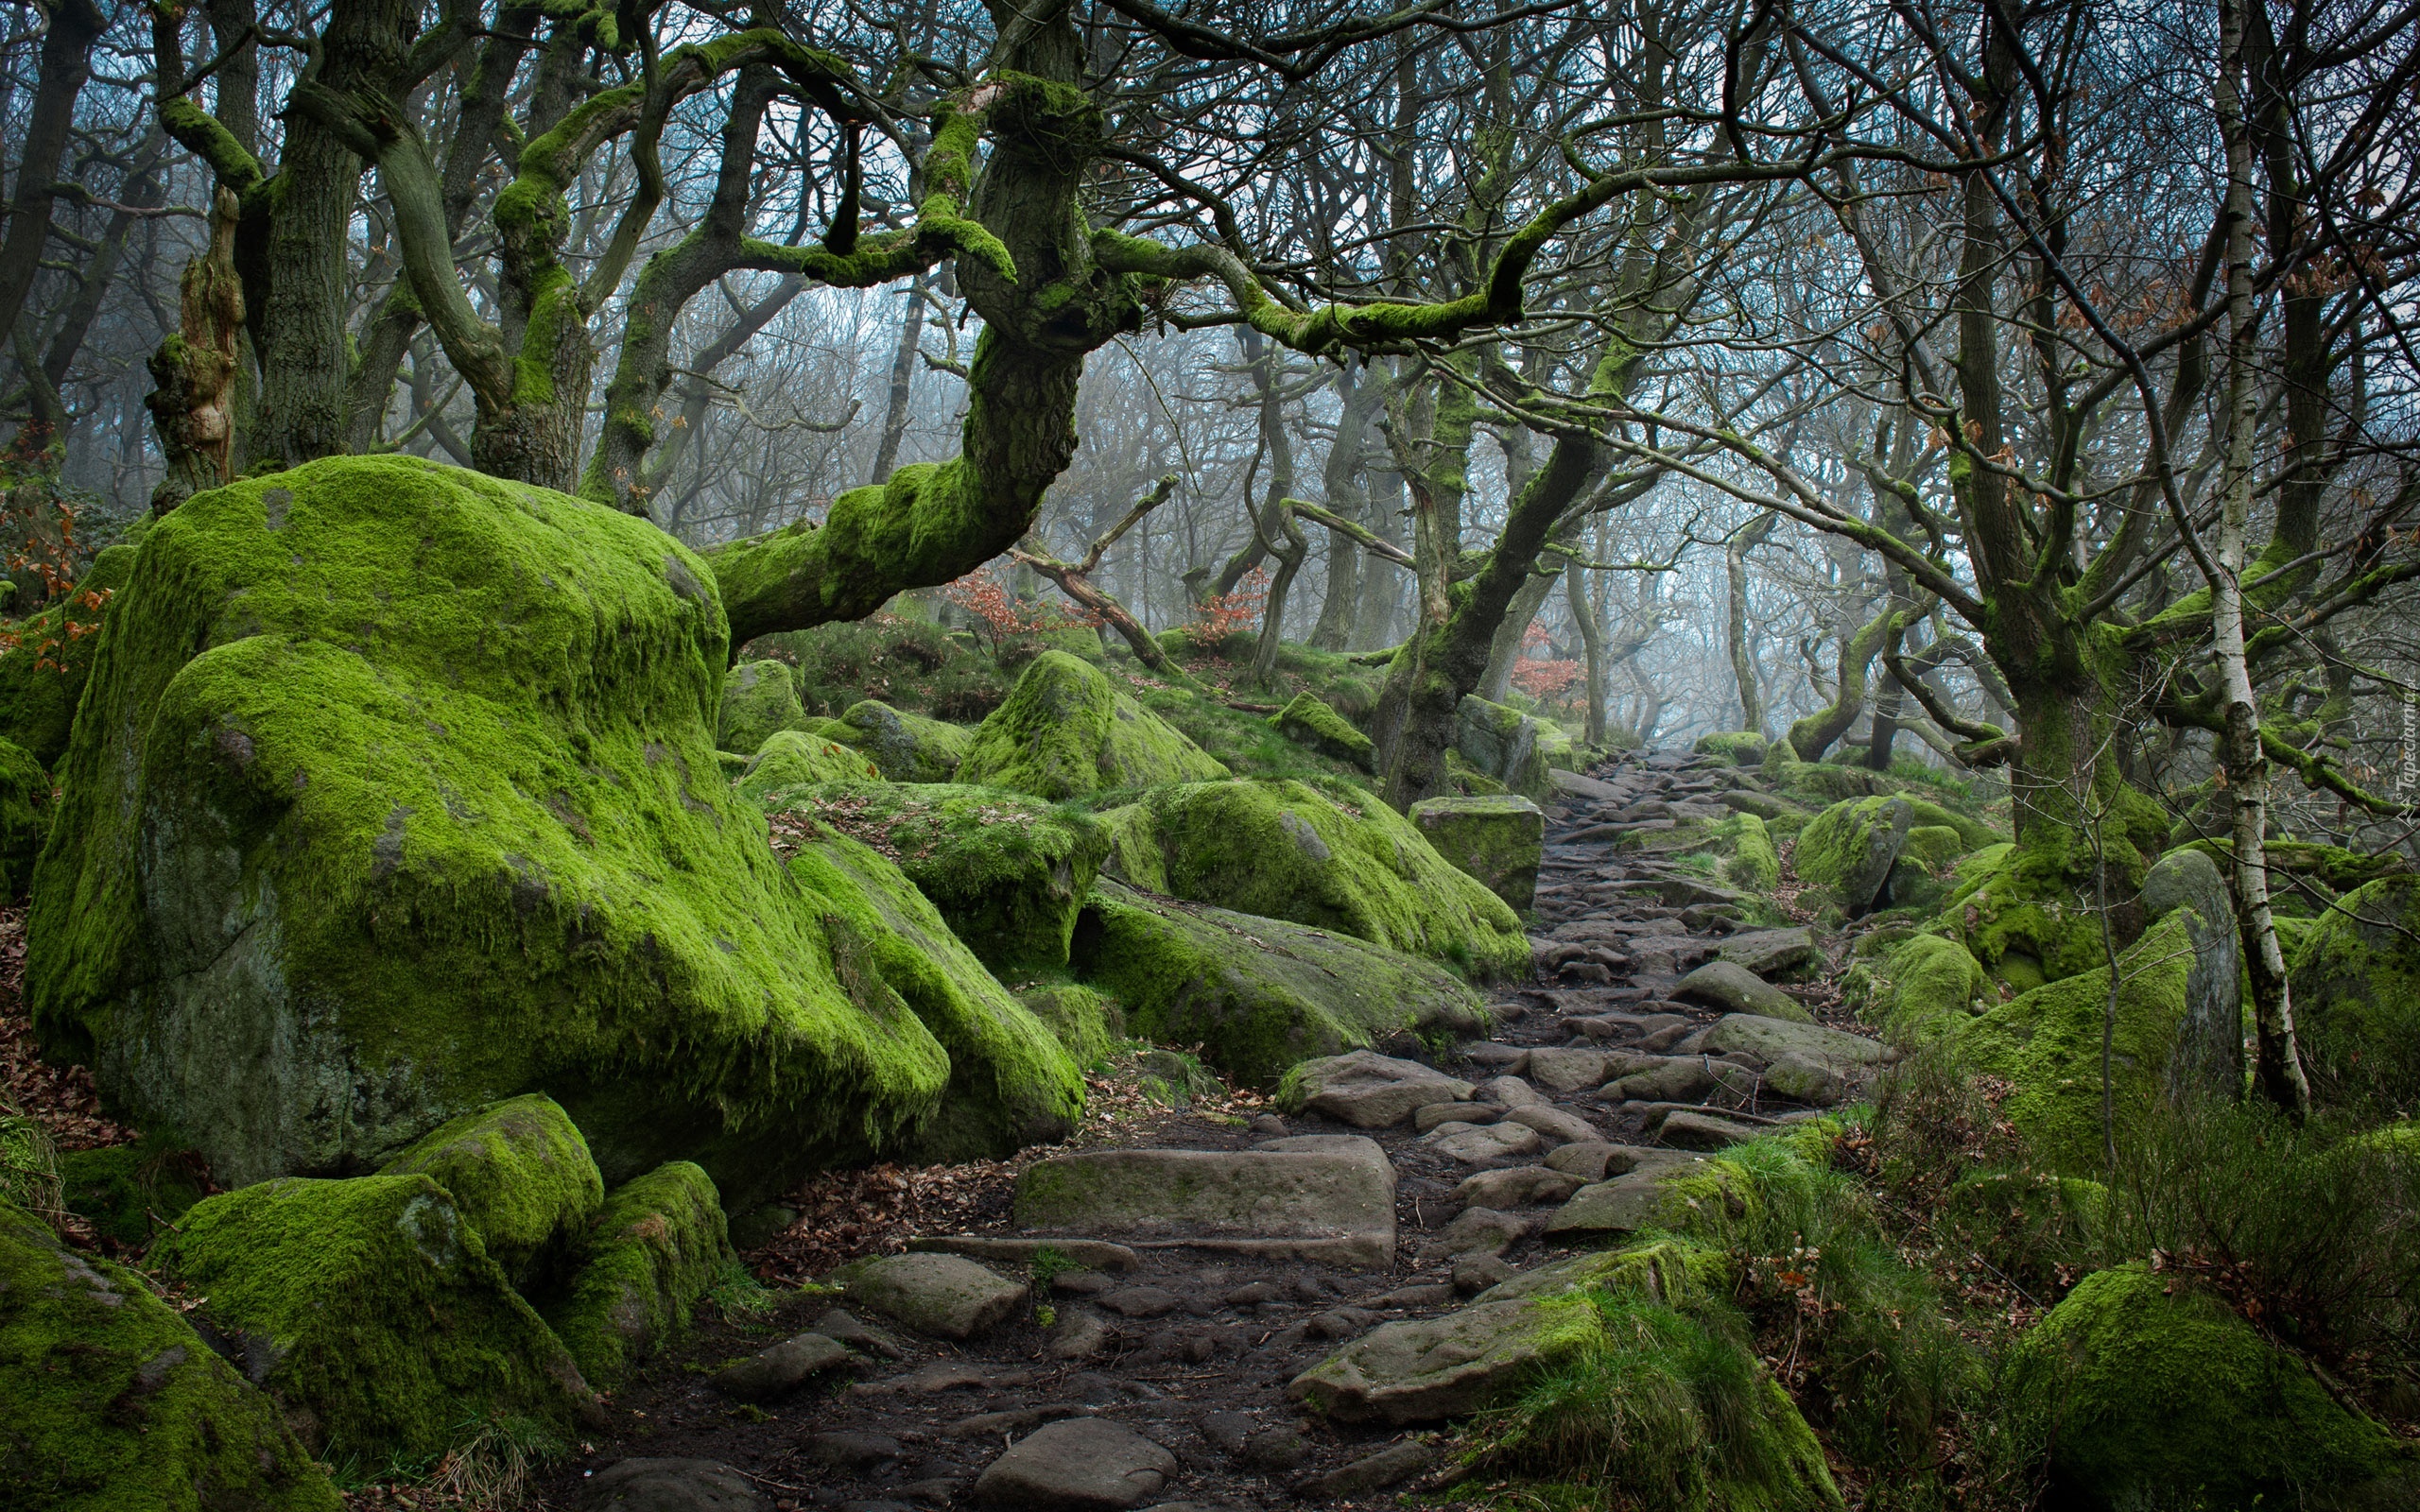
[1011,1141,1397,1266]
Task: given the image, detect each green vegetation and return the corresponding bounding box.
[377,1093,604,1288]
[543,1160,733,1391]
[957,649,1229,799]
[717,658,808,753]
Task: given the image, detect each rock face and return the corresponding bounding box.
[1013,1140,1396,1265]
[834,699,974,782]
[2011,1265,2406,1507]
[1793,796,1914,914]
[2291,873,2420,1108]
[153,1172,595,1466]
[377,1092,603,1288]
[0,1195,339,1511]
[1408,795,1545,913]
[1095,779,1530,978]
[717,659,807,754]
[735,730,883,797]
[1072,884,1485,1087]
[957,650,1227,799]
[762,782,1108,973]
[545,1161,734,1390]
[972,1418,1176,1510]
[1273,692,1375,771]
[26,455,1072,1198]
[829,1253,1027,1339]
[1453,695,1577,799]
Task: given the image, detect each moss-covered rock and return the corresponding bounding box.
[377,1093,604,1289]
[1793,797,1913,915]
[957,650,1227,799]
[1014,983,1120,1069]
[762,782,1108,974]
[0,736,48,896]
[2,1195,339,1511]
[1846,933,1990,1040]
[2011,1264,2409,1508]
[1723,812,1780,892]
[736,729,884,799]
[543,1160,732,1391]
[0,541,135,769]
[1900,824,1965,868]
[154,1173,596,1467]
[1903,797,2001,852]
[834,698,974,782]
[1071,881,1485,1087]
[1094,779,1529,978]
[1453,695,1576,799]
[1273,692,1375,773]
[1693,730,1770,765]
[26,455,1007,1203]
[2290,875,2420,1108]
[53,1142,208,1249]
[717,658,807,754]
[1407,794,1543,913]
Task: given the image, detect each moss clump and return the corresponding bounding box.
[1902,797,2001,851]
[0,736,48,896]
[1693,730,1770,765]
[543,1160,731,1391]
[154,1173,595,1469]
[2011,1264,2408,1507]
[717,658,806,754]
[1724,812,1780,892]
[1842,933,1990,1041]
[958,650,1228,799]
[0,541,135,768]
[1095,778,1529,978]
[1,1195,339,1511]
[53,1141,208,1249]
[26,455,971,1203]
[1071,881,1484,1086]
[2291,874,2420,1109]
[763,782,1109,974]
[736,729,884,799]
[1013,983,1120,1069]
[1899,823,1965,868]
[378,1093,604,1288]
[834,698,974,782]
[1272,692,1374,772]
[1407,794,1544,914]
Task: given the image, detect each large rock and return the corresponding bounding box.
[1542,1154,1717,1237]
[973,1418,1176,1510]
[1072,884,1484,1087]
[1273,692,1375,772]
[735,729,882,797]
[26,455,1073,1200]
[1685,1013,1892,1069]
[545,1161,734,1390]
[1672,960,1812,1022]
[717,659,806,754]
[2011,1265,2410,1507]
[0,736,48,897]
[2291,873,2420,1108]
[1013,1139,1395,1265]
[1408,794,1544,913]
[0,1195,339,1511]
[834,698,974,782]
[828,1252,1026,1339]
[1792,796,1913,914]
[377,1092,604,1288]
[1278,1049,1476,1127]
[957,650,1227,799]
[763,782,1108,973]
[1095,779,1529,978]
[1453,695,1578,799]
[1846,933,1990,1040]
[2140,848,2242,1100]
[153,1172,595,1466]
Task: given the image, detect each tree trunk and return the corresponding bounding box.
[1309,357,1381,651]
[146,187,247,511]
[1565,558,1605,745]
[872,276,931,481]
[0,0,104,385]
[1726,513,1774,732]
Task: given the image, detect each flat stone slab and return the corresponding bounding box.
[709,1332,854,1401]
[1287,1297,1564,1425]
[1287,1050,1474,1127]
[1012,1142,1395,1266]
[830,1253,1027,1340]
[1717,927,1819,976]
[1672,961,1812,1022]
[1450,1165,1583,1211]
[1685,1012,1892,1067]
[1501,1104,1601,1146]
[973,1418,1176,1510]
[1658,1110,1766,1150]
[1425,1121,1543,1164]
[908,1235,1138,1272]
[1542,1155,1713,1237]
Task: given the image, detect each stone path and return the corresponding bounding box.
[558,749,1892,1512]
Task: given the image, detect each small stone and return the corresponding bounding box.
[1305,1307,1378,1340]
[1248,1113,1289,1137]
[832,1253,1027,1340]
[709,1332,853,1401]
[1243,1428,1309,1472]
[1052,1269,1113,1297]
[1474,1074,1544,1108]
[1048,1310,1114,1361]
[1413,1100,1496,1133]
[1500,1104,1600,1146]
[814,1308,908,1360]
[1098,1286,1182,1318]
[1672,961,1813,1022]
[1425,1121,1543,1164]
[1222,1280,1282,1306]
[1288,1050,1475,1127]
[973,1418,1177,1511]
[1451,1255,1514,1294]
[1295,1440,1437,1500]
[1428,1206,1528,1258]
[1448,1166,1582,1211]
[1601,1059,1719,1104]
[1199,1411,1255,1454]
[1763,1053,1849,1107]
[804,1433,906,1470]
[1718,927,1818,976]
[1461,1042,1530,1072]
[1543,1142,1635,1181]
[1522,1047,1608,1092]
[584,1457,769,1511]
[1658,1110,1764,1150]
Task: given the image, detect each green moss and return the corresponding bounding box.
[542,1160,731,1392]
[154,1174,594,1469]
[957,650,1229,799]
[736,729,884,799]
[0,542,135,768]
[2011,1264,2408,1507]
[1724,812,1780,892]
[53,1141,207,1250]
[1453,693,1576,798]
[1693,730,1770,765]
[1,1195,339,1510]
[1070,881,1484,1087]
[1407,794,1544,913]
[0,737,47,896]
[763,782,1108,974]
[1093,778,1529,979]
[1272,692,1374,772]
[717,658,806,754]
[26,455,975,1205]
[1012,982,1121,1068]
[1933,840,2109,988]
[1791,796,1911,914]
[1902,797,2001,851]
[2290,874,2420,1108]
[378,1093,604,1288]
[834,698,974,782]
[1849,933,1989,1041]
[1900,824,1965,868]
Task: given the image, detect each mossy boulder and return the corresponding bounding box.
[153,1173,596,1467]
[1273,692,1375,773]
[0,736,48,896]
[1844,933,1990,1040]
[1408,794,1544,913]
[1793,797,1912,915]
[1071,881,1485,1087]
[1903,797,2001,852]
[1,1195,338,1511]
[957,650,1228,799]
[1900,824,1965,868]
[0,540,135,768]
[2292,874,2420,1108]
[1014,982,1120,1069]
[1095,778,1529,978]
[1693,730,1770,765]
[735,729,884,799]
[717,658,807,754]
[2012,1264,2409,1508]
[544,1160,732,1391]
[762,782,1109,974]
[1452,695,1576,799]
[1722,812,1780,892]
[377,1092,604,1288]
[53,1142,209,1249]
[26,455,1043,1203]
[834,698,974,782]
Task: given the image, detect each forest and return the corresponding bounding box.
[1,0,2417,1508]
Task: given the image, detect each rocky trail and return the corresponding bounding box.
[541,749,1893,1512]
